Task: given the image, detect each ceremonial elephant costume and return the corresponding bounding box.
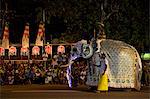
[69,39,142,90]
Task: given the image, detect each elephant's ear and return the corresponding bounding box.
[82,44,93,59]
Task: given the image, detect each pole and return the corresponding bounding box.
[94,29,96,38]
[43,9,45,23]
[28,23,30,67]
[1,2,8,39]
[42,9,46,68]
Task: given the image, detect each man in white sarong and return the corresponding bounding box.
[66,66,72,88]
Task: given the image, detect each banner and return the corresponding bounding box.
[22,23,29,48]
[2,23,9,49]
[35,22,44,46]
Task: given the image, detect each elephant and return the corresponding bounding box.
[69,39,142,91]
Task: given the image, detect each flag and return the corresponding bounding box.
[22,23,29,48]
[35,22,44,46]
[2,23,9,49]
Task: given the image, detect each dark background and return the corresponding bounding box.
[0,0,149,53]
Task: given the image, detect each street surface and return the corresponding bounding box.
[0,84,149,99]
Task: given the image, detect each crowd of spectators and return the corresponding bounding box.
[0,53,87,86]
[0,54,149,87]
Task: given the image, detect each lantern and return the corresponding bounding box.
[0,47,5,56]
[57,45,65,54]
[45,45,52,54]
[21,47,29,56]
[9,46,17,56]
[32,46,40,55]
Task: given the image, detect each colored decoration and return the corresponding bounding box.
[9,46,17,56]
[57,45,65,54]
[0,47,5,56]
[45,45,52,54]
[141,53,150,60]
[21,47,29,56]
[32,46,40,55]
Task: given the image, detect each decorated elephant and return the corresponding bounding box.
[68,39,142,90]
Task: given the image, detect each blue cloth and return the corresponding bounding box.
[99,59,107,75]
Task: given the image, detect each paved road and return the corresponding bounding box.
[0,84,149,99]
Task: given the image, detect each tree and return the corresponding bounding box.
[106,0,149,53]
[2,0,149,52]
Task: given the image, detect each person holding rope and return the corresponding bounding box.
[97,53,109,92]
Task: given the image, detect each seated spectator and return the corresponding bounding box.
[51,58,58,68]
[0,67,4,85]
[45,70,53,84]
[52,69,59,84]
[57,52,63,65]
[18,73,25,85]
[142,61,150,86]
[25,67,35,84]
[35,70,42,84]
[8,75,14,85]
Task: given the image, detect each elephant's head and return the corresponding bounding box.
[70,39,94,61]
